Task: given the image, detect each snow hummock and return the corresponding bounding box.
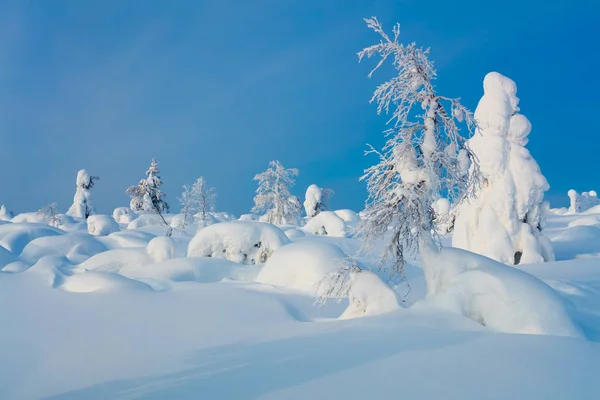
[187,221,290,264]
[340,270,400,319]
[147,236,176,262]
[453,72,554,265]
[113,207,137,224]
[256,241,349,294]
[87,214,120,236]
[304,211,347,237]
[419,245,583,338]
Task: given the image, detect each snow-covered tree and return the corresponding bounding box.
[178,177,217,230]
[66,170,98,219]
[568,189,598,214]
[356,17,477,284]
[252,161,300,225]
[38,202,61,227]
[303,184,335,218]
[452,72,554,265]
[126,158,171,235]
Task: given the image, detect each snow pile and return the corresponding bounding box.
[147,236,176,262]
[453,72,554,265]
[87,214,120,236]
[113,207,137,224]
[128,213,169,230]
[568,215,600,228]
[568,189,599,214]
[187,221,290,264]
[20,234,108,264]
[340,270,400,319]
[0,222,64,254]
[419,245,583,338]
[333,209,359,223]
[256,241,349,294]
[77,248,154,273]
[66,169,97,219]
[304,211,347,237]
[283,227,305,240]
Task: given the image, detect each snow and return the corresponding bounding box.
[340,270,401,319]
[112,207,136,224]
[453,72,554,265]
[87,214,120,236]
[256,241,350,294]
[187,221,290,264]
[304,210,347,237]
[303,184,323,217]
[147,236,176,262]
[66,169,96,219]
[20,233,108,265]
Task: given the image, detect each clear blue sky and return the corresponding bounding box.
[1,0,598,215]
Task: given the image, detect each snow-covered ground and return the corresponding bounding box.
[1,210,600,399]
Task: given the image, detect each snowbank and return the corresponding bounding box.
[304,211,347,238]
[87,214,120,236]
[20,233,108,264]
[0,223,64,254]
[187,221,290,264]
[256,241,349,294]
[333,209,360,222]
[419,246,583,338]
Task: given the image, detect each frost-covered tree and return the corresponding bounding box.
[126,158,171,235]
[38,202,61,227]
[252,161,300,225]
[303,184,335,218]
[452,72,554,265]
[66,170,98,219]
[356,17,477,284]
[178,177,217,230]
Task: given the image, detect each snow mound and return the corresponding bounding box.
[256,241,348,294]
[283,227,305,240]
[187,221,290,265]
[304,211,347,238]
[583,204,600,215]
[87,214,120,236]
[419,246,583,338]
[147,236,176,262]
[20,234,108,264]
[113,207,137,224]
[120,257,260,285]
[333,209,360,222]
[101,230,157,249]
[128,213,169,230]
[340,270,400,319]
[58,271,152,293]
[568,215,600,228]
[77,248,154,273]
[0,223,64,254]
[11,212,49,224]
[546,226,600,260]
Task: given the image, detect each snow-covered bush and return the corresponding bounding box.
[0,205,14,221]
[147,236,176,262]
[187,221,290,265]
[66,170,98,219]
[87,214,120,236]
[304,211,347,238]
[178,177,217,231]
[356,17,477,285]
[127,213,171,230]
[418,245,583,338]
[256,241,349,294]
[113,207,137,224]
[303,184,334,218]
[37,202,62,227]
[340,270,400,319]
[453,72,554,265]
[568,189,599,214]
[252,161,301,225]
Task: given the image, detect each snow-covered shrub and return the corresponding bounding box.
[256,241,349,294]
[303,184,334,218]
[304,211,347,238]
[37,203,62,227]
[452,72,554,265]
[87,214,120,236]
[340,270,400,319]
[568,189,599,214]
[178,177,217,231]
[113,207,137,224]
[0,205,14,221]
[418,245,583,338]
[127,213,170,230]
[147,236,176,262]
[187,221,290,265]
[252,161,301,225]
[66,170,98,219]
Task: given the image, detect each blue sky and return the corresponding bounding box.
[1,0,598,215]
